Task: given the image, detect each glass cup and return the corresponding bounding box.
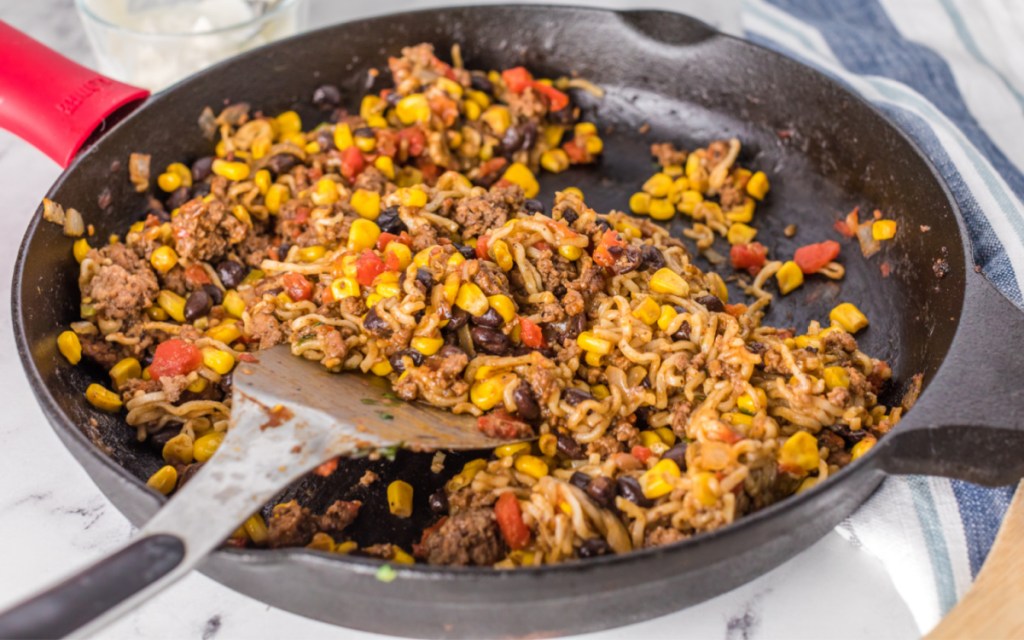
[75,0,306,91]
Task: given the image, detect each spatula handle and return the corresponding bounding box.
[0,534,185,639]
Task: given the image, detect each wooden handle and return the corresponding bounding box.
[927,481,1024,639]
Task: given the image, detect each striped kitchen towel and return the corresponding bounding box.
[741,0,1024,632]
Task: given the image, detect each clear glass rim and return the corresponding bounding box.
[75,0,301,38]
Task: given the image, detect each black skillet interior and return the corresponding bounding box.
[12,5,976,635]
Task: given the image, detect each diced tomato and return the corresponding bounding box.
[417,160,441,185]
[184,263,211,287]
[376,232,400,252]
[501,66,534,93]
[314,457,339,477]
[478,157,508,179]
[729,242,768,274]
[495,492,531,550]
[384,251,402,272]
[428,94,459,127]
[562,139,588,164]
[340,146,365,181]
[238,352,258,363]
[793,240,840,274]
[534,240,551,251]
[631,445,653,464]
[519,317,545,348]
[592,229,624,267]
[150,338,202,381]
[834,207,859,238]
[477,410,534,440]
[724,303,748,317]
[398,127,426,157]
[530,81,569,112]
[476,235,490,260]
[355,250,386,286]
[282,272,313,301]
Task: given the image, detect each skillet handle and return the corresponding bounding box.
[877,270,1024,486]
[0,22,149,167]
[0,534,184,639]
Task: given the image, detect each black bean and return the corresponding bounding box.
[202,284,224,306]
[549,105,574,126]
[385,91,403,107]
[673,322,691,342]
[216,260,247,289]
[312,84,341,109]
[569,471,592,491]
[561,207,579,224]
[184,289,212,322]
[428,489,449,515]
[191,182,212,198]
[586,476,617,509]
[388,348,424,374]
[556,433,586,460]
[353,126,374,139]
[696,294,725,313]
[471,307,504,328]
[663,443,688,471]
[218,372,233,396]
[469,73,493,93]
[578,538,612,559]
[563,388,593,406]
[148,427,178,450]
[266,153,298,175]
[524,199,544,214]
[552,284,567,298]
[501,126,525,156]
[634,406,653,430]
[166,186,191,210]
[470,326,510,355]
[454,243,476,260]
[177,462,204,489]
[448,307,469,331]
[376,207,407,234]
[829,423,868,444]
[436,344,466,361]
[415,268,433,291]
[512,385,540,422]
[746,341,767,355]
[567,314,586,340]
[191,156,214,182]
[277,242,292,261]
[146,208,170,223]
[617,476,654,507]
[315,128,336,152]
[594,218,611,230]
[615,246,642,274]
[363,307,392,338]
[639,245,666,271]
[520,122,537,151]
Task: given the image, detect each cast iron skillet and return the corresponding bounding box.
[8,5,1024,638]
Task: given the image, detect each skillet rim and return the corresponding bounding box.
[11,3,971,582]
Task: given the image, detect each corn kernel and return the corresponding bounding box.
[650,268,689,296]
[725,412,753,427]
[312,178,339,206]
[657,305,678,332]
[57,330,82,365]
[632,297,661,325]
[265,184,289,214]
[157,172,182,193]
[480,105,511,136]
[577,331,612,355]
[584,351,603,367]
[629,192,652,215]
[677,190,704,215]
[347,219,381,252]
[796,477,817,494]
[365,293,383,308]
[642,173,673,197]
[471,373,516,411]
[585,136,604,155]
[396,94,431,124]
[392,547,415,565]
[737,388,767,415]
[231,205,253,228]
[397,187,428,208]
[501,163,539,199]
[823,366,850,389]
[514,455,549,479]
[558,245,582,261]
[591,383,610,400]
[150,245,178,273]
[147,465,178,495]
[829,302,869,334]
[202,347,235,375]
[110,357,141,388]
[86,383,122,412]
[275,110,302,136]
[655,427,677,446]
[487,294,516,323]
[746,171,770,200]
[166,162,192,187]
[355,132,377,153]
[157,290,187,322]
[776,261,804,295]
[495,442,531,458]
[640,458,681,499]
[693,471,718,506]
[253,169,272,195]
[540,148,570,174]
[351,189,381,220]
[780,431,820,472]
[491,239,514,271]
[648,197,675,221]
[872,219,897,240]
[194,431,225,462]
[211,159,250,181]
[251,137,271,160]
[387,480,414,518]
[298,245,326,263]
[727,223,758,246]
[374,155,395,180]
[411,336,444,356]
[639,431,663,450]
[242,513,268,545]
[187,377,208,393]
[466,89,491,109]
[73,238,91,263]
[222,290,245,318]
[455,282,489,317]
[334,123,354,150]
[851,436,877,460]
[726,197,756,223]
[562,187,584,200]
[442,272,460,305]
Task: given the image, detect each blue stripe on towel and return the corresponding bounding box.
[950,481,1016,576]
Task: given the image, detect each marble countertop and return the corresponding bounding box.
[0,1,922,638]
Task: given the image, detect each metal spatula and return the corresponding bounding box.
[0,345,506,639]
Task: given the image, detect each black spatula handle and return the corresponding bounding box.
[0,534,184,639]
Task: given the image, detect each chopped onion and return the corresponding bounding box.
[63,207,85,237]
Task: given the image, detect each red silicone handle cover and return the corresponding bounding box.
[0,21,150,167]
